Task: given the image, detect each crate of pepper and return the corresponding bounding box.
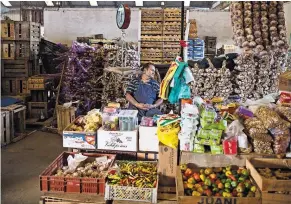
[105,161,158,203]
[40,152,116,195]
[176,164,261,204]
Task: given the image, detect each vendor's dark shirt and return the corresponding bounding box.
[126,78,160,97]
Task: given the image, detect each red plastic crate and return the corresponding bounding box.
[39,151,116,194]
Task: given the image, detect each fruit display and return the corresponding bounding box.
[107,161,157,188]
[258,168,291,180]
[68,110,102,132]
[180,164,257,198]
[54,156,113,178]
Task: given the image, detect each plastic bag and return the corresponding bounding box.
[157,122,180,149]
[225,120,249,151]
[253,140,273,154]
[67,153,88,173]
[178,83,191,99]
[275,106,291,122]
[255,106,284,129]
[269,128,291,154]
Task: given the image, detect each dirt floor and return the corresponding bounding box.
[1,130,65,204]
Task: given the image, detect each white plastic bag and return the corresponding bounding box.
[67,153,88,172]
[225,120,248,148]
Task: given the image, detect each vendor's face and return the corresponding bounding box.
[145,65,155,79]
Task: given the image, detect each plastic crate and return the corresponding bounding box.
[39,151,116,195]
[105,161,158,203]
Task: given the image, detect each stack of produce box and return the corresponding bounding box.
[193,103,227,154]
[179,103,199,151]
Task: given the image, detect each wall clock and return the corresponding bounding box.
[116,4,131,29]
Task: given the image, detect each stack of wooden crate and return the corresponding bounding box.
[1,20,41,96]
[26,74,60,125]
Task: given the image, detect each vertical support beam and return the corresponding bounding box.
[180,1,185,59]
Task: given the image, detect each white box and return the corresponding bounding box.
[139,126,159,152]
[63,131,96,149]
[97,128,138,151]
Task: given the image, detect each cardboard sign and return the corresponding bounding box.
[97,128,138,152]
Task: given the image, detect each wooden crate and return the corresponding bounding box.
[1,41,15,59]
[28,74,60,90]
[1,104,26,142]
[15,41,39,59]
[262,192,291,204]
[28,102,50,118]
[31,90,53,102]
[1,111,11,146]
[246,158,291,192]
[176,166,262,204]
[56,105,76,134]
[1,20,15,40]
[1,77,29,95]
[14,21,40,41]
[2,59,31,77]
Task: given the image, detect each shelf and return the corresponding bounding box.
[141,31,163,35]
[141,57,163,61]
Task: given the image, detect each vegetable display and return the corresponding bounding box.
[68,109,102,132]
[107,161,157,188]
[181,164,257,198]
[54,157,112,178]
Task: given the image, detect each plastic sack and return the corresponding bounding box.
[275,106,291,123]
[225,120,249,151]
[253,140,273,154]
[67,153,88,173]
[255,106,285,129]
[178,83,191,100]
[157,122,180,149]
[269,128,291,154]
[243,93,277,107]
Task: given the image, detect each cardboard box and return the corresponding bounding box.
[63,116,96,149]
[279,71,291,92]
[158,143,178,186]
[63,131,96,150]
[97,128,138,152]
[139,126,159,152]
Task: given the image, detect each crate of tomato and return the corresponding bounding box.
[176,164,261,204]
[40,151,116,195]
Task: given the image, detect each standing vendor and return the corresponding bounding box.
[126,63,163,121]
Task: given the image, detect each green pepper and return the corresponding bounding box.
[244,182,251,189]
[250,186,257,193]
[221,179,226,184]
[212,183,218,188]
[213,187,219,192]
[241,169,249,177]
[204,178,212,186]
[224,188,231,193]
[231,181,238,188]
[225,182,231,189]
[226,178,232,183]
[238,176,246,182]
[236,183,245,193]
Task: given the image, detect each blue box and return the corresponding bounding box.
[193,38,204,46]
[188,40,194,46]
[193,46,204,52]
[193,51,204,58]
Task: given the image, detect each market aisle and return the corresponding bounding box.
[1,131,65,204]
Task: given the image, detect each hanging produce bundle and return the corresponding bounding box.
[230,1,288,53]
[61,41,106,113]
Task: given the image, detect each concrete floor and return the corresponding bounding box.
[1,131,65,204]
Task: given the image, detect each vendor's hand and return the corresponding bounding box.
[145,104,156,109]
[136,103,149,110]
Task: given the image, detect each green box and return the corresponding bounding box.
[193,143,205,153]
